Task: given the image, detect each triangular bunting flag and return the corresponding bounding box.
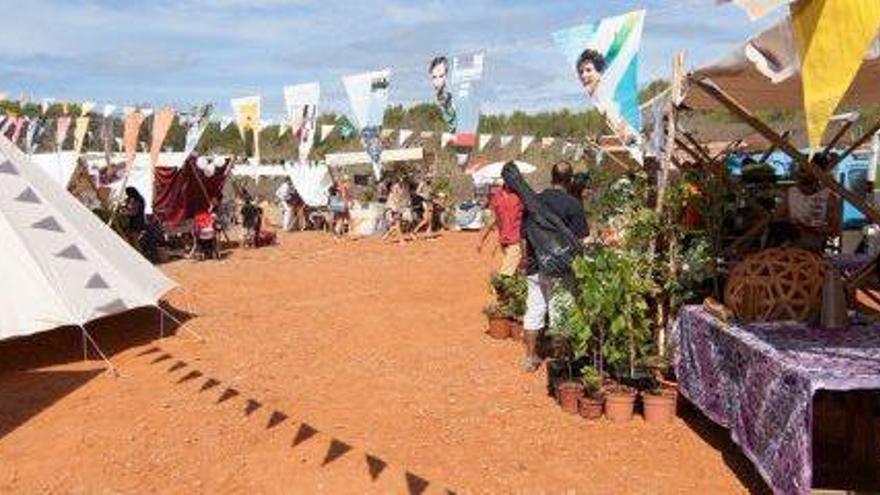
[542,137,555,149]
[102,105,116,118]
[398,129,413,147]
[80,101,96,115]
[322,439,353,466]
[73,116,90,155]
[278,123,290,138]
[478,134,492,151]
[420,131,434,139]
[320,124,336,143]
[441,132,453,148]
[55,116,72,150]
[792,0,880,150]
[520,136,535,153]
[141,108,154,119]
[380,128,394,139]
[500,135,514,148]
[149,107,175,167]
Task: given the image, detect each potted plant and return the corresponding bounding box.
[482,303,510,340]
[577,365,604,420]
[490,273,527,341]
[641,354,678,424]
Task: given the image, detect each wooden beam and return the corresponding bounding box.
[682,131,712,162]
[827,119,880,171]
[758,131,790,164]
[691,77,880,226]
[822,120,855,160]
[674,137,704,164]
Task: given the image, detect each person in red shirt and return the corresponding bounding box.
[478,181,524,275]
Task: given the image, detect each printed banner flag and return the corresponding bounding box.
[26,118,44,154]
[56,115,72,149]
[717,0,795,21]
[184,104,213,156]
[553,10,646,163]
[342,69,391,179]
[429,53,485,150]
[500,135,514,148]
[73,116,90,155]
[283,82,320,164]
[791,0,880,150]
[398,129,413,147]
[521,136,535,153]
[231,96,261,139]
[150,107,176,167]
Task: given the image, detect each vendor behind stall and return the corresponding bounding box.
[768,156,842,252]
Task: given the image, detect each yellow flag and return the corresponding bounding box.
[73,116,90,155]
[792,0,880,150]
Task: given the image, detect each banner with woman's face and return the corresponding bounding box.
[553,10,645,163]
[429,52,484,151]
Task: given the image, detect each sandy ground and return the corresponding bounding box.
[0,232,769,494]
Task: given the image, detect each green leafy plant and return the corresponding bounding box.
[490,273,527,320]
[580,364,603,399]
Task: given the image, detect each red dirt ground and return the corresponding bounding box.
[0,232,768,494]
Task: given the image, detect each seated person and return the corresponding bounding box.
[255,200,277,248]
[768,166,841,252]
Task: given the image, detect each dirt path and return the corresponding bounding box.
[0,232,766,494]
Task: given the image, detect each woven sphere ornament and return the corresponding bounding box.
[724,248,826,322]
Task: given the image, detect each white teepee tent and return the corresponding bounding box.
[0,134,176,341]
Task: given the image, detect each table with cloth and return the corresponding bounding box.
[673,306,880,494]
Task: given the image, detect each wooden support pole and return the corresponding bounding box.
[822,120,856,161]
[691,77,880,226]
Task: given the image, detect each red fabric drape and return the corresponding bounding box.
[153,157,229,227]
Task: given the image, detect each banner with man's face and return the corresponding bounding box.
[283,82,320,164]
[429,52,484,150]
[342,69,390,179]
[553,10,645,163]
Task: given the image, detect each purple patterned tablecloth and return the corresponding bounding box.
[673,306,880,495]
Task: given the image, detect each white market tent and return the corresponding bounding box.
[469,160,537,187]
[0,134,177,344]
[685,18,880,111]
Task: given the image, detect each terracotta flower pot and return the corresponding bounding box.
[604,391,637,422]
[642,389,678,424]
[578,396,604,420]
[556,381,584,414]
[486,316,510,340]
[509,319,524,342]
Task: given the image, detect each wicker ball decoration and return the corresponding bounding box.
[724,248,826,322]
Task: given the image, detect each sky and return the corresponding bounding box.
[0,0,784,120]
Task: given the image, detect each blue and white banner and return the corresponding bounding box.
[554,10,646,163]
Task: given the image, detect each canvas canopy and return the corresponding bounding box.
[685,18,880,111]
[0,134,176,340]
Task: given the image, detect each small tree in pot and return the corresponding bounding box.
[490,273,527,340]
